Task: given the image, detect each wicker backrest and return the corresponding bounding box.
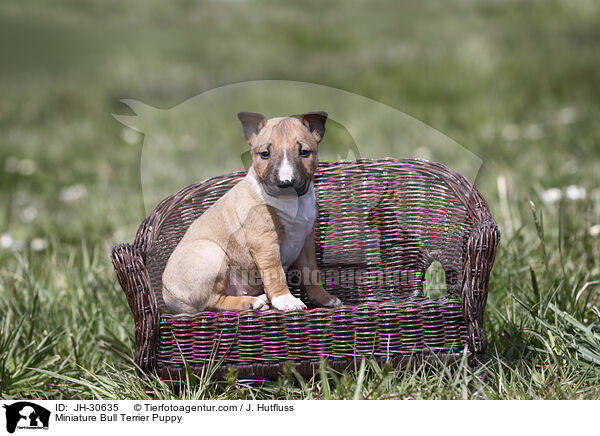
[137,158,489,311]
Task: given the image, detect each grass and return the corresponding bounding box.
[0,0,599,399]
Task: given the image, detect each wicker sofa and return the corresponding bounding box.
[112,158,500,379]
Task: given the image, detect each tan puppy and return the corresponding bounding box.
[162,112,342,313]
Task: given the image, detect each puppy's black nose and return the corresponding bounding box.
[277,179,294,189]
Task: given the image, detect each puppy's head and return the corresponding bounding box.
[237,111,327,197]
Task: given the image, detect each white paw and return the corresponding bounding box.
[251,295,270,311]
[271,293,307,311]
[323,296,343,308]
[257,294,269,304]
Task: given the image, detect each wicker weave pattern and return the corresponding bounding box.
[112,158,500,378]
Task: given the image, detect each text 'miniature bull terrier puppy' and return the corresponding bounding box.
[162,111,343,313]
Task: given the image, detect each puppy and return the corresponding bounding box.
[162,111,342,313]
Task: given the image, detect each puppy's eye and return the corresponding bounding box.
[259,145,271,159]
[298,143,311,158]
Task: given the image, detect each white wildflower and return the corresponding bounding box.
[121,127,141,145]
[0,233,13,249]
[21,206,38,222]
[501,124,520,141]
[0,233,27,251]
[541,188,562,204]
[30,238,48,252]
[18,159,36,176]
[589,225,600,237]
[566,185,586,200]
[556,107,577,125]
[4,157,20,173]
[59,184,88,203]
[523,124,544,140]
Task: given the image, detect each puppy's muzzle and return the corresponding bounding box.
[267,179,310,197]
[277,178,295,189]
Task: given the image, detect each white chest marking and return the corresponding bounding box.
[246,171,316,268]
[276,188,317,268]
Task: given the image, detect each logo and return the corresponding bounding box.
[2,402,50,434]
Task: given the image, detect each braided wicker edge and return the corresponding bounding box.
[461,220,501,354]
[153,353,469,381]
[112,243,159,371]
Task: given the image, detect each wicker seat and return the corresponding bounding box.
[112,158,500,379]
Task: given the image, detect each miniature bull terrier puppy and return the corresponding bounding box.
[162,111,343,313]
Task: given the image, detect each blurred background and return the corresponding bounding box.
[1,0,598,252]
[0,0,599,398]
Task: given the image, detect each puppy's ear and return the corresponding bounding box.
[300,111,328,143]
[237,112,267,145]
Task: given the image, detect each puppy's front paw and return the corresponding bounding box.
[323,296,343,308]
[271,293,307,311]
[250,295,270,311]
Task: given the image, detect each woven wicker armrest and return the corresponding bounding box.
[410,162,500,355]
[461,219,501,354]
[111,243,158,370]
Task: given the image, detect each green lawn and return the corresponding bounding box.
[1,0,599,399]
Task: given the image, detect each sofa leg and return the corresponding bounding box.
[469,352,487,367]
[469,352,490,383]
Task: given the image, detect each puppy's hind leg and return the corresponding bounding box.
[163,240,232,313]
[206,293,269,312]
[162,287,204,314]
[205,258,270,312]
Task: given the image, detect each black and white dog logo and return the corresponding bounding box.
[2,402,50,433]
